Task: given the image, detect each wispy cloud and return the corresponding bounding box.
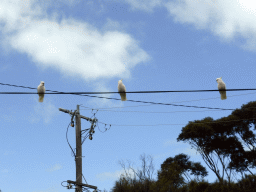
[46,163,62,172]
[29,99,59,124]
[96,168,136,181]
[0,0,150,82]
[1,169,9,173]
[165,0,256,50]
[85,80,126,108]
[122,0,256,52]
[124,0,163,12]
[4,151,15,156]
[162,139,199,157]
[163,139,178,147]
[96,169,123,181]
[32,184,59,192]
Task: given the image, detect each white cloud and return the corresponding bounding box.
[162,139,199,157]
[2,169,9,173]
[0,0,43,32]
[183,147,198,156]
[163,139,178,147]
[30,100,59,124]
[122,0,256,51]
[32,184,59,192]
[4,151,15,156]
[96,170,122,181]
[96,168,135,181]
[9,19,149,80]
[0,0,150,82]
[46,163,62,172]
[165,0,256,50]
[85,80,128,107]
[125,0,163,12]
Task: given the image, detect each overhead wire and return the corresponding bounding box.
[1,82,255,110]
[80,107,256,114]
[80,91,256,110]
[66,122,76,158]
[98,117,256,127]
[1,88,256,94]
[81,109,222,114]
[80,92,256,114]
[2,82,255,126]
[78,91,256,120]
[82,132,90,145]
[3,81,254,188]
[96,120,110,133]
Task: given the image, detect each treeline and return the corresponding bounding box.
[111,101,256,192]
[112,175,256,192]
[111,154,256,192]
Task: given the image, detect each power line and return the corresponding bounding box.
[85,96,236,110]
[82,107,256,114]
[0,82,237,110]
[80,91,256,110]
[81,109,223,114]
[1,88,256,94]
[1,82,256,93]
[98,117,256,127]
[66,122,76,158]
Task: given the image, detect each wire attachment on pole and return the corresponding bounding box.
[88,118,97,140]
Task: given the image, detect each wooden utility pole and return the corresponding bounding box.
[59,105,97,192]
[76,105,82,192]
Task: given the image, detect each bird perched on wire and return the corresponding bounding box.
[37,81,45,102]
[117,79,127,101]
[216,77,227,100]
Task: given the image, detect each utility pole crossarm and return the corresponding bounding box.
[59,107,94,122]
[80,114,93,122]
[67,180,97,190]
[59,108,75,115]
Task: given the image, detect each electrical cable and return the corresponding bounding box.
[90,109,99,119]
[61,181,68,187]
[1,89,256,94]
[0,82,236,110]
[96,120,110,133]
[82,173,88,184]
[82,132,90,145]
[66,122,76,158]
[81,107,256,114]
[63,117,93,190]
[80,104,155,110]
[83,100,234,110]
[98,117,256,127]
[86,109,222,114]
[80,91,256,110]
[80,105,229,113]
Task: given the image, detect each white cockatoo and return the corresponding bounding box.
[37,81,45,102]
[216,77,227,100]
[117,79,127,101]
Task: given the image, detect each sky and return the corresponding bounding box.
[0,0,256,191]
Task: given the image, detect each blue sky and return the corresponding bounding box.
[1,0,256,191]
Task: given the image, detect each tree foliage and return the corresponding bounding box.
[159,153,207,183]
[111,101,256,192]
[177,101,256,183]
